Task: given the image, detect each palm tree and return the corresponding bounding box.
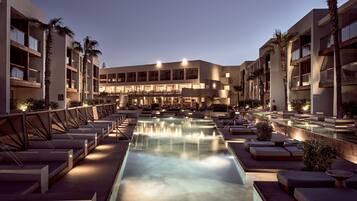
[30,18,74,109]
[327,0,342,118]
[81,36,102,104]
[266,29,296,111]
[233,85,243,107]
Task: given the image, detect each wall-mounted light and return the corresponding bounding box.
[156,60,162,68]
[212,82,216,89]
[182,58,188,66]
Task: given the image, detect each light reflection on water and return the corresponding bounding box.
[116,117,251,201]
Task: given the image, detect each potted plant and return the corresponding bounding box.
[256,121,273,141]
[302,140,336,171]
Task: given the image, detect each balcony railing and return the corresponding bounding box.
[66,79,77,89]
[291,49,300,61]
[291,76,300,88]
[302,73,310,86]
[10,66,25,80]
[341,20,357,42]
[302,44,311,57]
[11,65,41,83]
[320,65,357,86]
[320,35,334,51]
[10,26,25,45]
[28,36,39,52]
[28,68,41,83]
[291,73,310,89]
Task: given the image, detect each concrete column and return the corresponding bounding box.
[0,1,10,113]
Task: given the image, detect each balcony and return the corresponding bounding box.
[320,64,357,87]
[341,20,357,43]
[66,79,77,92]
[10,64,41,88]
[10,26,41,57]
[290,73,310,91]
[302,44,311,57]
[320,20,357,55]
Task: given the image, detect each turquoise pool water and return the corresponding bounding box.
[115,117,250,201]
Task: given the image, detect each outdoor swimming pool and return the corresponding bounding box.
[114,117,251,201]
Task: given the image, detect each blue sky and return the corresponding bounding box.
[32,0,347,67]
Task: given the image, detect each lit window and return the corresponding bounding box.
[224,85,230,90]
[225,73,230,78]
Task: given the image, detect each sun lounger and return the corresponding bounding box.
[250,146,303,161]
[52,133,98,148]
[0,192,97,201]
[277,170,335,194]
[0,150,72,180]
[0,165,49,194]
[29,139,88,158]
[294,188,357,201]
[244,139,299,150]
[278,170,357,194]
[229,127,256,135]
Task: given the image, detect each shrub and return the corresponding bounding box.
[69,100,82,108]
[256,121,273,141]
[290,99,310,114]
[24,98,59,111]
[302,140,336,171]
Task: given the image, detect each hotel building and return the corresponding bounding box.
[49,32,101,108]
[245,0,357,116]
[0,0,101,113]
[99,60,239,107]
[0,0,46,114]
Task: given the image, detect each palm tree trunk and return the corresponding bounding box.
[283,80,288,111]
[328,0,343,118]
[82,56,87,104]
[45,31,52,109]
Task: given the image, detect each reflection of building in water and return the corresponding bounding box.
[132,118,224,159]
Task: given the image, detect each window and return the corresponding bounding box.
[148,71,159,81]
[225,73,230,78]
[137,72,147,82]
[173,69,184,80]
[100,74,107,83]
[108,74,116,83]
[186,68,198,80]
[160,70,171,81]
[127,72,136,82]
[117,73,125,83]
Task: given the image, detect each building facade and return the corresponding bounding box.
[99,60,240,107]
[0,0,46,113]
[244,0,357,116]
[0,0,101,113]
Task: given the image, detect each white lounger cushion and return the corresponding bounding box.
[250,146,303,157]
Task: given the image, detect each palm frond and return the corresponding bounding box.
[72,41,83,52]
[57,26,74,37]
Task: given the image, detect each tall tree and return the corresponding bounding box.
[81,36,102,104]
[327,0,342,118]
[30,18,74,109]
[266,29,296,111]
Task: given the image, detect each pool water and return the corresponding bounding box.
[114,117,251,201]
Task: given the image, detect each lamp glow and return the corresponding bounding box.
[182,58,188,66]
[156,60,162,68]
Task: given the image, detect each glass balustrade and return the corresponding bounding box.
[291,49,300,61]
[10,26,25,45]
[302,44,311,57]
[341,20,357,42]
[10,66,25,80]
[28,36,39,51]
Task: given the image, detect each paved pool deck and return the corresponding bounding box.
[47,136,130,201]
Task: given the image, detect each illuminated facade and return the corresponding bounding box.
[99,60,240,107]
